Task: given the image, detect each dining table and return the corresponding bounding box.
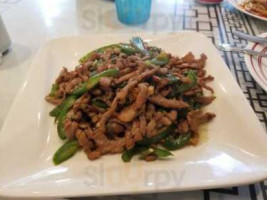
[0,0,267,199]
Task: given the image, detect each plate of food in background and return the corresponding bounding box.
[228,0,267,21]
[244,32,267,91]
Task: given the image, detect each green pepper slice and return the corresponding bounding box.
[53,140,80,165]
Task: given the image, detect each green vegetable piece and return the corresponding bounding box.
[157,108,167,113]
[139,148,172,160]
[91,98,109,109]
[166,73,179,84]
[56,96,77,139]
[72,68,119,96]
[53,140,80,165]
[49,83,59,97]
[167,83,180,99]
[139,148,154,160]
[122,148,136,162]
[138,124,176,146]
[79,43,138,64]
[121,146,148,162]
[150,52,169,66]
[122,124,176,162]
[79,44,119,63]
[188,98,202,110]
[91,60,103,72]
[130,37,149,55]
[153,148,173,157]
[50,95,77,120]
[149,46,161,53]
[50,100,67,117]
[167,70,197,98]
[193,102,202,110]
[178,70,197,93]
[119,43,138,55]
[163,132,191,150]
[57,113,67,140]
[116,82,127,89]
[90,71,97,77]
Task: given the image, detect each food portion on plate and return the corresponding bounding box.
[46,37,216,165]
[240,0,267,18]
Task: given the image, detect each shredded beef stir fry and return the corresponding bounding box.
[46,37,216,165]
[241,0,267,17]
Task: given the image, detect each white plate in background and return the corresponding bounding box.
[0,32,267,198]
[244,32,267,92]
[227,0,267,22]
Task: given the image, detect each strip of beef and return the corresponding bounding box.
[125,130,135,149]
[196,53,207,68]
[117,83,148,122]
[117,67,158,101]
[131,119,143,142]
[107,121,125,136]
[159,116,172,126]
[198,69,206,78]
[152,75,169,89]
[86,129,126,157]
[187,110,215,146]
[187,110,215,133]
[198,78,214,93]
[146,118,157,138]
[160,86,172,97]
[139,115,147,136]
[180,52,195,63]
[144,154,157,162]
[73,93,91,112]
[55,67,70,84]
[117,80,138,101]
[96,97,119,132]
[178,120,189,134]
[195,96,215,105]
[65,77,83,94]
[115,70,139,84]
[166,110,177,122]
[145,104,156,120]
[203,75,214,82]
[148,94,189,109]
[175,53,207,70]
[99,77,112,88]
[86,118,127,156]
[118,67,134,76]
[76,129,93,152]
[169,57,180,67]
[183,87,202,96]
[64,119,79,140]
[86,151,102,160]
[98,138,126,154]
[45,95,63,105]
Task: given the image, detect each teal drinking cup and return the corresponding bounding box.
[115,0,152,25]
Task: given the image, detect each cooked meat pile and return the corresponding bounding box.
[241,0,267,17]
[46,38,216,164]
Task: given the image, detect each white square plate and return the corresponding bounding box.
[1,32,267,198]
